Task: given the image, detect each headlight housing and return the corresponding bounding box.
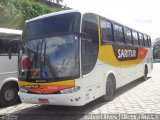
[60,86,80,94]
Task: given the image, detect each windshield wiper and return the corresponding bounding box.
[43,43,47,67]
[45,55,57,79]
[36,43,39,62]
[42,42,57,79]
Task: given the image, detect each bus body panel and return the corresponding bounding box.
[19,86,86,106]
[0,42,19,91]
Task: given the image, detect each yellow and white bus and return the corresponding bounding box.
[18,10,153,106]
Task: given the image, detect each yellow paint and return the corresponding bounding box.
[18,80,75,86]
[97,16,101,47]
[98,45,143,68]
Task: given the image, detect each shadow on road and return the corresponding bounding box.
[0,101,21,108]
[114,77,151,98]
[2,77,151,120]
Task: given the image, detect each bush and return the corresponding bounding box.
[14,0,58,20]
[0,0,19,28]
[0,0,63,29]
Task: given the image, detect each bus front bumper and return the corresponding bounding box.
[18,91,85,106]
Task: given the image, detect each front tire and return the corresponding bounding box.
[0,84,19,106]
[102,78,114,102]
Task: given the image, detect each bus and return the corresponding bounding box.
[17,10,153,106]
[0,28,22,106]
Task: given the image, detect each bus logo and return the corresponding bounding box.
[113,45,138,61]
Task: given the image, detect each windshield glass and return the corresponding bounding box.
[19,12,81,82]
[23,12,81,39]
[19,34,80,82]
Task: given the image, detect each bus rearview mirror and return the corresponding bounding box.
[8,41,13,60]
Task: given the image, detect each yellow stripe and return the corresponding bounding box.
[18,80,75,86]
[98,45,143,67]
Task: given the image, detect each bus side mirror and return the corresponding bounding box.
[8,49,12,59]
[8,40,19,60]
[79,32,92,42]
[8,41,12,60]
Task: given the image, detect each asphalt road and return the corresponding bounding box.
[0,63,160,120]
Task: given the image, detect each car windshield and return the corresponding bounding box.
[19,34,80,82]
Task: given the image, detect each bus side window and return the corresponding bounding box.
[132,31,139,45]
[138,33,144,46]
[0,39,10,55]
[0,39,19,56]
[81,13,99,75]
[144,35,148,47]
[124,28,132,44]
[100,18,114,43]
[113,24,124,43]
[0,39,2,54]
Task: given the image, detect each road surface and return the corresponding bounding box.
[0,63,160,120]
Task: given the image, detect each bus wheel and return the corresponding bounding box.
[142,66,148,81]
[102,78,114,102]
[0,83,19,106]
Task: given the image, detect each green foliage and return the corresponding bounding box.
[158,52,160,59]
[153,38,160,59]
[0,0,63,29]
[0,0,21,29]
[42,0,63,4]
[14,0,55,20]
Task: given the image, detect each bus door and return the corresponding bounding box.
[81,13,103,102]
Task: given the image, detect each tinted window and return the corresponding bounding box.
[144,35,148,47]
[138,33,144,46]
[113,24,124,43]
[23,12,81,39]
[100,18,114,42]
[21,35,80,80]
[0,39,19,55]
[82,13,99,75]
[132,31,139,45]
[148,36,151,47]
[11,41,19,54]
[124,28,132,44]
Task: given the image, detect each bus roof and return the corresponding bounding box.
[26,10,150,37]
[0,28,22,40]
[26,10,80,23]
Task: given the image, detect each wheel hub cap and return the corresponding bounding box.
[5,90,14,101]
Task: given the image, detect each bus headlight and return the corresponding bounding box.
[60,86,80,94]
[19,88,28,93]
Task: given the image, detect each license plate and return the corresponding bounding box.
[38,99,49,103]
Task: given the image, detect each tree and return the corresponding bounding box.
[0,0,63,29]
[47,0,63,4]
[56,0,63,4]
[153,38,160,59]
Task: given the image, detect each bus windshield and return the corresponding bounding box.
[22,12,80,39]
[19,12,81,82]
[19,34,80,82]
